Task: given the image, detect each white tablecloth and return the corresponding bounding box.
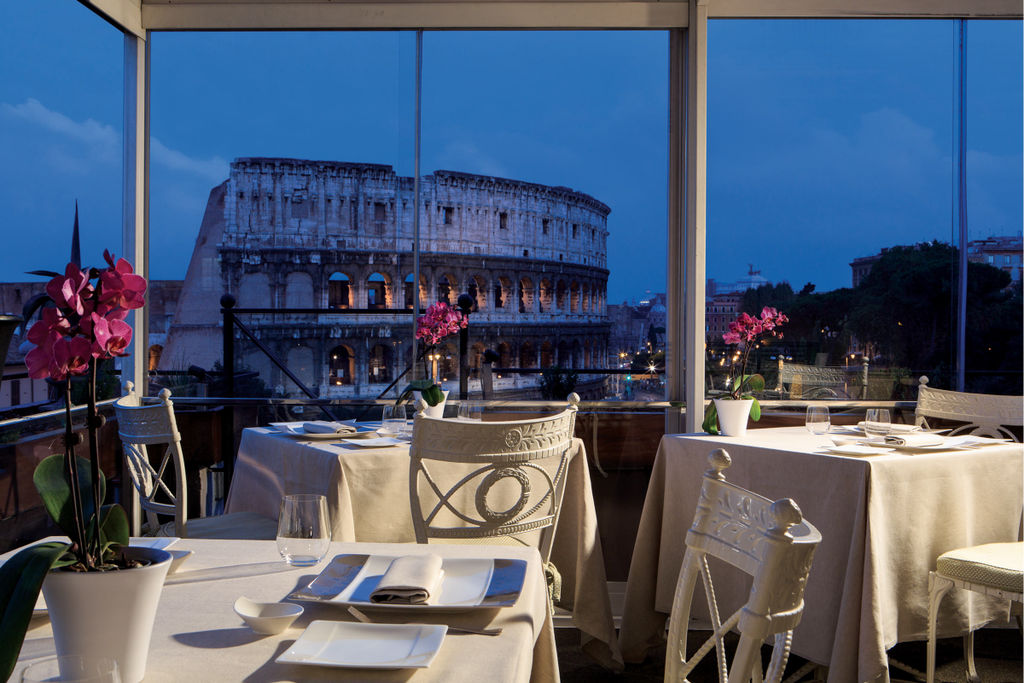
[15,539,558,683]
[226,428,623,668]
[619,427,1024,683]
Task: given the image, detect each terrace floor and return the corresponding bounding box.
[556,627,1023,682]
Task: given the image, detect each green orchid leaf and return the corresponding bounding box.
[746,374,766,393]
[749,397,762,421]
[98,504,130,553]
[701,402,719,435]
[0,541,68,681]
[33,454,104,539]
[420,384,444,406]
[398,380,444,407]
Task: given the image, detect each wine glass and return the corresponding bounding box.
[805,406,830,435]
[381,404,406,435]
[21,656,120,683]
[458,400,483,421]
[277,494,331,567]
[864,408,892,436]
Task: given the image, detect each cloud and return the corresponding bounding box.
[0,97,228,183]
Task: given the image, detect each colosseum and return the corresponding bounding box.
[161,157,611,398]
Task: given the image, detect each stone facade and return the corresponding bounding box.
[163,157,611,397]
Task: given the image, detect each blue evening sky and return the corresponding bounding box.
[1,1,1020,304]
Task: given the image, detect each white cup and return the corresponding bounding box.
[864,408,891,436]
[277,494,331,567]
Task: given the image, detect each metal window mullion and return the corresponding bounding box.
[123,31,150,395]
[683,0,708,433]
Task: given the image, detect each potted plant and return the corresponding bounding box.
[397,301,467,417]
[0,251,171,683]
[702,306,788,436]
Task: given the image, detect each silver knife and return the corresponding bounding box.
[290,554,369,601]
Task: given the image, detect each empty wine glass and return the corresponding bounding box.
[381,404,406,435]
[458,400,483,421]
[277,494,331,567]
[864,408,892,436]
[805,406,830,435]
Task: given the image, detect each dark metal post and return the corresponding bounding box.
[220,294,236,488]
[457,293,473,400]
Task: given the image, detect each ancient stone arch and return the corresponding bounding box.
[328,271,351,308]
[285,271,314,308]
[328,344,356,385]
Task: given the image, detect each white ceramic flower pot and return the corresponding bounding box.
[414,390,449,418]
[42,546,172,683]
[714,398,753,437]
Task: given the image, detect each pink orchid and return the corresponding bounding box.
[90,315,132,357]
[25,330,60,379]
[720,307,788,400]
[45,263,92,317]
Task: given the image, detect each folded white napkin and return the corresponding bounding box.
[302,421,357,435]
[370,554,444,605]
[883,432,945,447]
[857,422,919,434]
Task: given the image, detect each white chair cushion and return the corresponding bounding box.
[936,541,1024,594]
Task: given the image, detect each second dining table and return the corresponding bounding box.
[224,423,623,668]
[618,426,1024,683]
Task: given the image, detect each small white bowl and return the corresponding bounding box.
[233,597,304,635]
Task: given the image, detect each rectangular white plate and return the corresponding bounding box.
[822,444,894,456]
[341,436,407,448]
[292,554,527,611]
[276,620,446,669]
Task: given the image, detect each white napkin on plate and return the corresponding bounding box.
[302,421,358,435]
[883,432,945,447]
[370,554,444,604]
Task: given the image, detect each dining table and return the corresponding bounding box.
[12,538,558,682]
[618,426,1024,683]
[224,423,623,668]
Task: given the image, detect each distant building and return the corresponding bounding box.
[968,235,1023,283]
[706,265,769,340]
[851,235,1023,287]
[162,157,612,397]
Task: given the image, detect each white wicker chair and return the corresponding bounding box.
[914,376,1023,441]
[114,383,277,539]
[665,449,821,683]
[926,542,1023,683]
[408,394,579,563]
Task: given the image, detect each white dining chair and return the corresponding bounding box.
[914,376,1023,441]
[926,541,1023,683]
[115,383,278,539]
[407,393,579,564]
[665,448,822,683]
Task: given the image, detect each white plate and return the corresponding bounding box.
[341,436,407,448]
[822,444,894,456]
[292,554,527,611]
[276,620,446,669]
[270,422,377,440]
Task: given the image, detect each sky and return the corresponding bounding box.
[1,2,1021,304]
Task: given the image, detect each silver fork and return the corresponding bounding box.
[347,606,503,636]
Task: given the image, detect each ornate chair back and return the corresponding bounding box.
[914,376,1023,441]
[665,449,821,683]
[408,394,579,563]
[114,383,188,537]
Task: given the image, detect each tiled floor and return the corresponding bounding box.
[556,628,1023,682]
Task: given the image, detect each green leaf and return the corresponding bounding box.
[749,397,762,421]
[701,402,719,435]
[736,373,765,394]
[0,541,69,681]
[99,504,130,554]
[33,454,104,539]
[397,381,444,407]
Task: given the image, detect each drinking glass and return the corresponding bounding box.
[381,404,406,435]
[458,400,483,421]
[864,408,892,436]
[21,656,120,683]
[805,406,830,435]
[277,494,331,567]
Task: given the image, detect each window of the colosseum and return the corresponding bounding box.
[329,345,354,386]
[556,281,567,310]
[328,272,350,309]
[540,342,554,368]
[367,273,388,309]
[368,344,393,383]
[523,249,529,257]
[443,207,453,225]
[542,219,549,235]
[499,212,508,230]
[437,275,455,304]
[572,224,579,238]
[539,279,554,313]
